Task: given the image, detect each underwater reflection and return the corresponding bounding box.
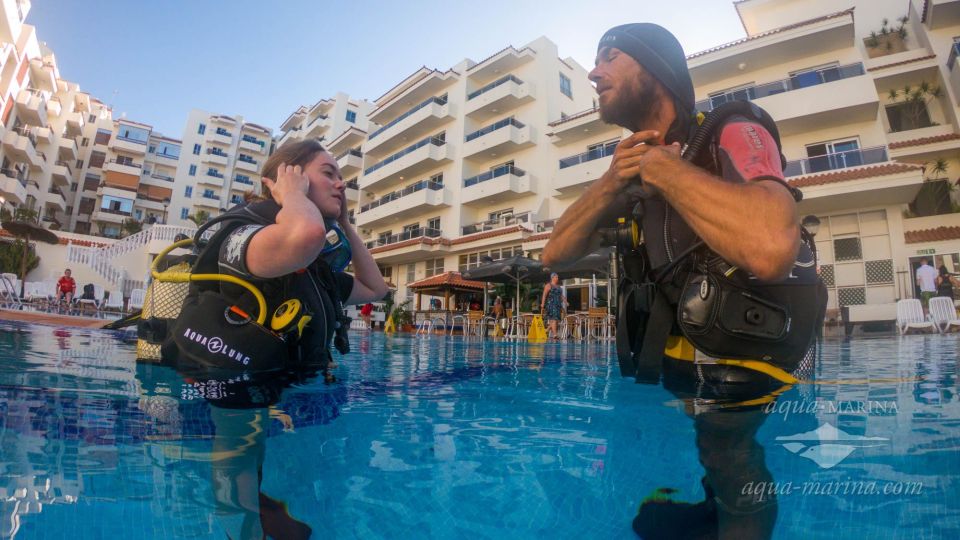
[136,360,341,540]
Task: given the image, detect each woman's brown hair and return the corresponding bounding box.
[246,138,327,202]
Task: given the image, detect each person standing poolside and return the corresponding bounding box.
[55,268,76,305]
[937,265,958,300]
[360,302,374,329]
[543,23,823,539]
[916,258,938,309]
[540,273,567,340]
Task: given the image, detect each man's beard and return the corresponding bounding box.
[598,75,661,132]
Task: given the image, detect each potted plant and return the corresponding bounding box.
[864,17,909,58]
[390,299,415,332]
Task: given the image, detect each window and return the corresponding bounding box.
[789,63,840,90]
[402,223,420,235]
[886,102,932,132]
[193,143,201,155]
[94,129,111,145]
[379,266,393,280]
[188,164,197,176]
[427,217,440,231]
[430,173,443,186]
[346,110,357,123]
[76,159,84,169]
[180,208,189,219]
[156,142,180,158]
[116,155,135,166]
[89,151,106,169]
[833,237,862,261]
[198,123,206,135]
[81,137,89,147]
[406,263,416,283]
[184,186,193,197]
[148,145,156,154]
[805,139,860,173]
[230,194,243,204]
[203,189,216,198]
[559,73,572,99]
[117,124,150,144]
[134,209,143,220]
[88,114,96,123]
[459,245,522,271]
[83,174,100,191]
[425,258,444,278]
[100,195,134,214]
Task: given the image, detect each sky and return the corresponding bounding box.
[27,0,748,138]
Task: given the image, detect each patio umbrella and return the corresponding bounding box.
[1,218,59,298]
[462,255,549,313]
[544,247,614,279]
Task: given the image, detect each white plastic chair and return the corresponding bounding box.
[128,288,146,311]
[929,296,960,333]
[101,290,124,312]
[896,298,936,335]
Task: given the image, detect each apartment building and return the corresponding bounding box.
[0,0,90,232]
[167,109,272,227]
[334,36,595,302]
[278,92,373,149]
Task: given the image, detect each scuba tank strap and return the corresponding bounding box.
[634,287,672,384]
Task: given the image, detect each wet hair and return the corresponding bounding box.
[248,139,327,202]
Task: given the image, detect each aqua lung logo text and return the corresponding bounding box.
[183,328,251,365]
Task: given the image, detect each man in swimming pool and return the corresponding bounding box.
[543,23,807,538]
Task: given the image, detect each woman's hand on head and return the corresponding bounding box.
[261,162,309,207]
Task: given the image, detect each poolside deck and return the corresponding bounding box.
[0,308,117,329]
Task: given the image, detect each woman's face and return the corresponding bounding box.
[551,274,560,285]
[303,151,345,218]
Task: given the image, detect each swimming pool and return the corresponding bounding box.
[0,322,957,539]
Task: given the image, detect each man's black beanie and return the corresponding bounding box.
[598,23,695,115]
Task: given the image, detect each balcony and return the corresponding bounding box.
[345,180,358,203]
[303,114,330,139]
[45,187,66,212]
[51,161,73,187]
[0,168,27,205]
[926,0,960,29]
[462,164,532,205]
[32,126,52,144]
[356,180,450,228]
[461,212,531,236]
[365,96,453,155]
[235,156,259,173]
[462,118,533,160]
[336,148,363,175]
[200,170,226,187]
[203,148,229,166]
[15,89,48,127]
[65,112,84,137]
[105,159,143,178]
[208,128,233,145]
[361,135,450,191]
[29,58,57,92]
[239,136,267,153]
[108,134,148,155]
[195,194,222,210]
[467,45,535,82]
[465,75,534,121]
[694,63,877,136]
[46,97,61,117]
[2,128,43,168]
[150,172,175,183]
[947,42,960,105]
[92,207,133,224]
[363,227,447,264]
[793,161,925,215]
[783,146,888,177]
[58,137,78,161]
[555,141,617,193]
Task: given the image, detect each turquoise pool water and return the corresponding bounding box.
[0,322,957,539]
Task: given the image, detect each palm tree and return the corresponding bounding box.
[187,210,210,226]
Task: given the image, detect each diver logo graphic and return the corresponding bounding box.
[183,328,251,365]
[775,422,887,469]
